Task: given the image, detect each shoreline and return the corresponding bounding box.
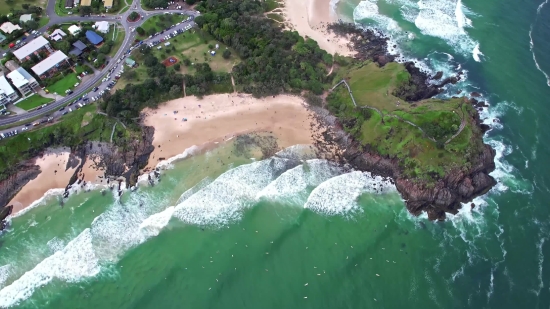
[280,0,354,57]
[6,93,319,215]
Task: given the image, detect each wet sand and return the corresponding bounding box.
[8,148,78,214]
[143,93,316,169]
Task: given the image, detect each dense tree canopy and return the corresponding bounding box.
[195,0,332,96]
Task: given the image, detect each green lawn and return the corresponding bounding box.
[327,60,484,183]
[149,30,238,74]
[107,25,125,57]
[46,72,79,94]
[75,64,92,74]
[16,95,53,111]
[38,16,50,28]
[140,14,187,36]
[0,0,46,15]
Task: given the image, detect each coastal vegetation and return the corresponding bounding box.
[327,61,485,183]
[0,104,130,182]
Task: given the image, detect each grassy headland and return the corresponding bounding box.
[327,61,485,183]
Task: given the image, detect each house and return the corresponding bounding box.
[85,30,103,45]
[7,68,39,97]
[0,74,19,105]
[68,25,81,36]
[125,58,136,67]
[65,0,74,8]
[94,21,110,34]
[13,36,53,62]
[0,33,6,44]
[103,0,113,9]
[80,0,91,6]
[50,29,67,42]
[69,40,87,56]
[31,51,70,79]
[0,22,22,34]
[19,14,33,23]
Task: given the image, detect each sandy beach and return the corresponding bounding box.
[280,0,353,56]
[8,148,78,214]
[143,93,316,169]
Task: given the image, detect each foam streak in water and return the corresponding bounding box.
[0,229,99,308]
[304,171,396,216]
[529,27,550,87]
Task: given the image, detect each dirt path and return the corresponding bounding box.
[231,74,236,93]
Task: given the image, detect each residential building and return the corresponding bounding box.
[68,25,81,36]
[50,29,67,41]
[80,0,91,6]
[19,14,33,23]
[0,74,19,105]
[65,0,74,8]
[74,0,80,5]
[0,22,22,34]
[103,0,113,9]
[7,68,39,97]
[94,21,110,34]
[69,40,87,56]
[31,51,70,79]
[0,33,6,44]
[13,36,53,62]
[85,30,103,45]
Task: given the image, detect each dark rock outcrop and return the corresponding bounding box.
[0,162,40,231]
[338,134,496,221]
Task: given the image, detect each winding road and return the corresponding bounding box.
[0,0,199,129]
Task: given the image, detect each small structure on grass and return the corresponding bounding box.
[125,58,136,67]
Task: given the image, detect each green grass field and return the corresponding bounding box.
[16,95,53,111]
[328,60,484,183]
[140,14,187,36]
[0,0,46,15]
[46,72,79,94]
[107,25,125,57]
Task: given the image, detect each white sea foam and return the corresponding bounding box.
[257,159,343,204]
[11,188,65,218]
[304,171,396,216]
[0,265,10,289]
[472,43,483,62]
[139,206,175,238]
[156,145,201,169]
[529,27,550,87]
[0,229,100,308]
[353,0,403,36]
[173,158,296,226]
[46,237,66,253]
[177,177,212,204]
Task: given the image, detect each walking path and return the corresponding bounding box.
[331,79,465,144]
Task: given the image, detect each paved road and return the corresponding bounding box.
[0,0,199,131]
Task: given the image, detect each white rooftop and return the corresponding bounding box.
[51,29,67,37]
[19,14,32,23]
[13,36,49,60]
[68,25,81,35]
[94,21,110,33]
[0,75,16,96]
[0,22,22,34]
[7,69,28,88]
[31,51,68,76]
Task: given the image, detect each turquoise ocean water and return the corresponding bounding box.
[1,0,550,307]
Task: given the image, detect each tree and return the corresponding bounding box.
[222,49,231,59]
[22,3,30,9]
[147,27,156,36]
[169,84,181,97]
[129,11,139,21]
[143,54,158,67]
[173,63,180,71]
[97,53,106,64]
[99,44,111,54]
[136,26,145,35]
[79,6,92,16]
[185,0,197,5]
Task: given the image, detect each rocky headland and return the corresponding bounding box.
[324,22,497,220]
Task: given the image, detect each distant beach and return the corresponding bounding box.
[281,0,353,56]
